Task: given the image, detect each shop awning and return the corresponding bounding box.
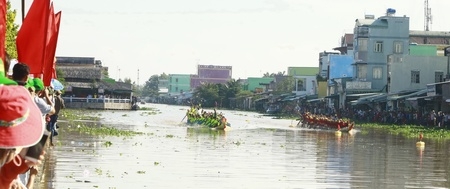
[324,94,339,99]
[350,93,386,106]
[387,89,427,101]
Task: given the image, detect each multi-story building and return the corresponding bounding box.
[287,67,319,96]
[190,64,232,89]
[351,10,410,94]
[318,51,339,79]
[56,56,132,98]
[168,74,191,95]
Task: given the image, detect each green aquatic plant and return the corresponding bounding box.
[60,109,101,121]
[357,123,450,139]
[103,141,112,147]
[67,122,144,137]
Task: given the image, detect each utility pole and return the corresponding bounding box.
[21,0,25,21]
[446,47,450,80]
[424,0,432,31]
[137,69,140,89]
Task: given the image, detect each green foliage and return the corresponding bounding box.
[142,75,159,97]
[6,1,19,58]
[159,72,168,80]
[123,77,132,84]
[193,83,219,107]
[358,123,450,139]
[274,76,295,95]
[101,68,109,78]
[193,79,242,108]
[263,71,285,78]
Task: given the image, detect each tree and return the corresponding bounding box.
[263,71,285,78]
[6,1,19,58]
[193,83,219,107]
[159,72,168,80]
[142,75,159,97]
[275,76,295,95]
[123,77,132,84]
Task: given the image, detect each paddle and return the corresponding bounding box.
[181,115,187,123]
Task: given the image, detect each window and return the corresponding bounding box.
[435,71,444,83]
[373,67,382,79]
[374,41,383,52]
[394,41,403,54]
[175,87,178,92]
[176,78,178,82]
[357,64,367,79]
[411,70,420,83]
[358,38,368,51]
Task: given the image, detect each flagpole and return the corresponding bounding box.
[21,0,25,21]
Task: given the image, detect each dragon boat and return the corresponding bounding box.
[184,107,229,130]
[187,116,228,130]
[297,112,355,132]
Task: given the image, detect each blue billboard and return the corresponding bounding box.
[329,55,353,82]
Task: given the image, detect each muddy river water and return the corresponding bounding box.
[39,103,450,189]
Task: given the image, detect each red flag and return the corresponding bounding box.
[0,0,6,65]
[16,0,50,76]
[43,6,61,86]
[52,12,61,79]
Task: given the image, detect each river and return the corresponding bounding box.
[38,103,450,189]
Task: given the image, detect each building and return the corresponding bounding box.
[168,74,191,95]
[56,56,133,110]
[190,65,232,89]
[56,56,132,99]
[244,77,274,93]
[318,51,339,79]
[287,67,319,96]
[351,10,410,94]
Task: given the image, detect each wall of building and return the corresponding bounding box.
[353,14,410,92]
[190,65,232,89]
[246,77,274,92]
[329,55,354,80]
[168,74,191,94]
[293,76,316,95]
[389,55,447,93]
[409,45,437,56]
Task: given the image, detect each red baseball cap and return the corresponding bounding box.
[0,86,44,148]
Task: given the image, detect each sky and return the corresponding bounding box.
[9,0,450,84]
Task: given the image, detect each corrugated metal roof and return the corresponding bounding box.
[410,30,450,37]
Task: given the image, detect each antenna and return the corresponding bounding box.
[424,0,432,31]
[137,68,140,89]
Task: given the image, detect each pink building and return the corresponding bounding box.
[191,65,232,89]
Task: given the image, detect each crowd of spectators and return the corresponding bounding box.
[282,102,449,128]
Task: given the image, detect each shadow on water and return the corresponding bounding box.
[38,104,450,189]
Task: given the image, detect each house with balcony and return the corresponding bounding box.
[351,10,410,95]
[56,56,132,110]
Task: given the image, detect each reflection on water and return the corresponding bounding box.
[39,104,450,188]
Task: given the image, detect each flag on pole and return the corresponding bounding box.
[0,0,7,64]
[16,0,50,76]
[43,3,61,86]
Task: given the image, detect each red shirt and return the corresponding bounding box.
[0,156,30,189]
